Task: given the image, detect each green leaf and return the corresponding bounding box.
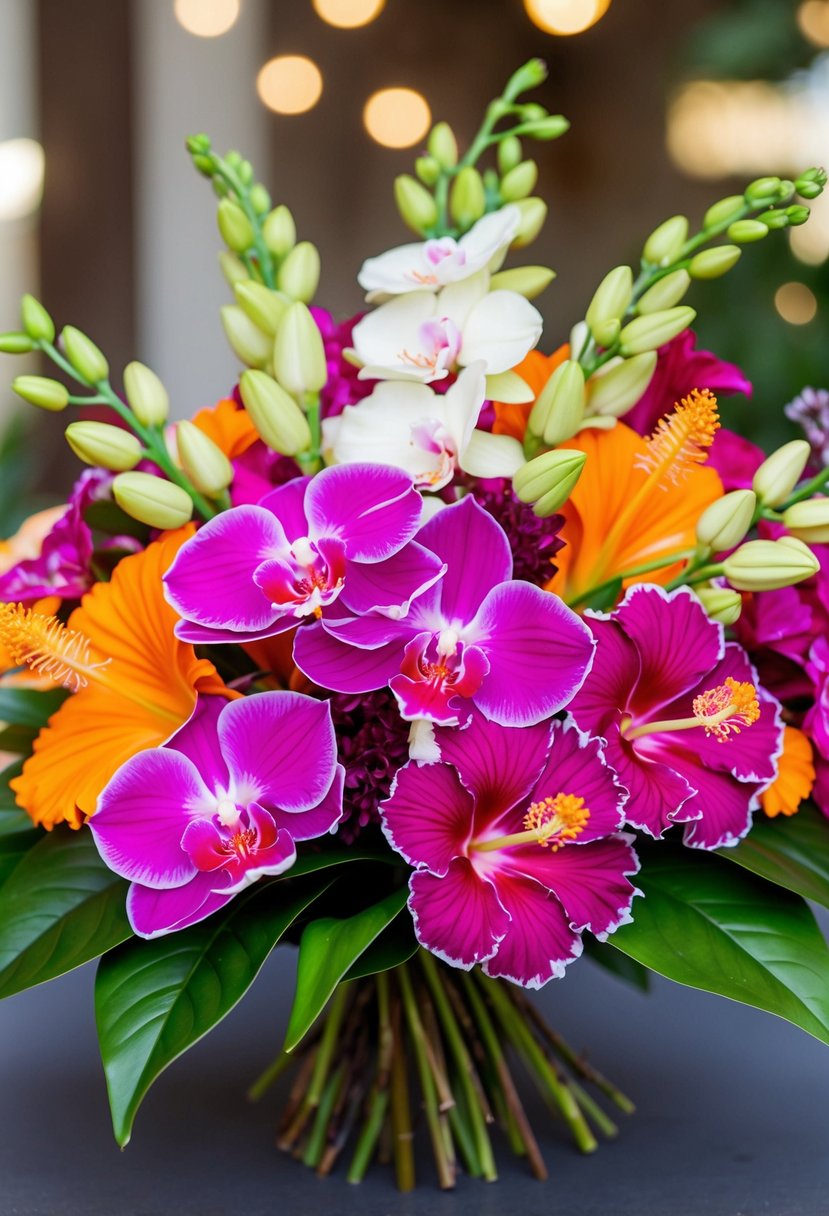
[0,687,68,730]
[289,847,396,878]
[721,804,829,910]
[96,877,330,1147]
[0,828,42,886]
[284,887,408,1052]
[0,723,39,754]
[345,905,418,981]
[583,936,650,991]
[611,845,829,1046]
[0,759,32,836]
[0,827,131,998]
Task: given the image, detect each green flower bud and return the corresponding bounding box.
[176,420,233,496]
[586,266,633,336]
[112,471,194,531]
[500,160,538,202]
[217,198,254,254]
[688,246,742,279]
[528,359,585,447]
[237,159,254,187]
[239,369,312,456]
[513,449,587,517]
[488,265,556,299]
[590,318,621,348]
[785,205,811,226]
[186,133,211,156]
[498,135,522,175]
[642,215,688,266]
[508,58,548,94]
[61,326,109,384]
[618,306,696,357]
[235,281,289,337]
[449,167,486,230]
[191,154,214,176]
[0,332,34,354]
[218,250,249,287]
[273,301,327,396]
[694,585,743,626]
[249,183,272,216]
[776,180,795,203]
[723,538,819,592]
[752,440,810,506]
[415,155,441,186]
[220,305,272,368]
[585,351,657,419]
[65,421,143,472]
[263,205,296,257]
[518,103,547,123]
[520,114,569,140]
[744,176,781,207]
[754,208,789,231]
[782,499,829,545]
[636,269,691,313]
[393,174,438,234]
[703,195,744,229]
[12,374,69,412]
[123,361,169,428]
[511,197,547,248]
[727,218,769,243]
[277,241,321,304]
[21,295,55,343]
[795,167,827,195]
[696,489,756,553]
[427,122,458,169]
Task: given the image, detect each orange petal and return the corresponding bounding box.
[761,726,815,818]
[492,344,570,441]
[192,397,260,460]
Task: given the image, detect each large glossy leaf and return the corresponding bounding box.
[610,845,829,1045]
[721,804,829,910]
[345,905,418,981]
[289,847,396,878]
[95,877,330,1147]
[0,828,42,887]
[0,687,68,729]
[0,759,32,837]
[583,937,650,991]
[0,827,131,998]
[284,887,408,1052]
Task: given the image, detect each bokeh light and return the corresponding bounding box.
[790,197,829,265]
[774,281,818,325]
[797,0,829,47]
[257,56,324,115]
[363,88,431,148]
[523,0,611,36]
[0,139,45,222]
[173,0,241,38]
[312,0,386,29]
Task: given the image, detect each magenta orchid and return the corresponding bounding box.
[380,710,638,988]
[294,495,595,731]
[569,585,783,849]
[163,462,444,644]
[89,692,344,938]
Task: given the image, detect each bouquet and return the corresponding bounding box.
[1,59,828,1191]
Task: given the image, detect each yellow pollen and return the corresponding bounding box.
[522,793,590,851]
[0,602,111,692]
[637,388,720,486]
[692,676,760,742]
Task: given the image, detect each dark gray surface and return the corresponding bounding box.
[1,949,828,1216]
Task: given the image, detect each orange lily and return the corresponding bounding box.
[761,726,815,817]
[192,396,260,460]
[492,345,569,442]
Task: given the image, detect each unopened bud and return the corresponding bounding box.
[618,306,696,356]
[427,122,458,169]
[218,251,249,287]
[217,199,254,254]
[61,326,109,384]
[12,375,69,412]
[511,197,547,248]
[498,135,522,175]
[21,295,55,343]
[507,58,548,95]
[123,361,169,427]
[694,585,743,626]
[394,174,438,234]
[755,208,789,231]
[176,420,233,496]
[636,269,691,313]
[65,421,142,472]
[590,318,620,348]
[112,471,194,530]
[703,195,744,229]
[249,183,271,216]
[528,360,585,446]
[688,246,742,279]
[449,167,486,230]
[752,440,810,506]
[489,265,555,299]
[263,205,296,257]
[795,168,827,200]
[273,302,327,396]
[783,499,829,545]
[0,332,34,354]
[585,351,657,419]
[723,538,819,591]
[239,369,312,456]
[696,489,756,552]
[500,160,538,202]
[744,176,781,207]
[785,204,810,226]
[235,281,289,337]
[521,115,569,140]
[643,215,688,266]
[727,218,769,243]
[220,305,272,368]
[518,103,546,123]
[586,266,633,336]
[415,156,440,187]
[277,241,321,303]
[513,448,587,516]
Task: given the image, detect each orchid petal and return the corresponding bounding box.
[417,496,512,622]
[461,430,525,480]
[293,622,404,693]
[257,476,311,542]
[442,362,487,458]
[340,543,445,618]
[305,464,422,562]
[438,271,490,331]
[127,872,235,939]
[409,860,509,969]
[269,766,344,840]
[174,616,296,645]
[165,694,230,796]
[351,292,438,376]
[458,291,543,375]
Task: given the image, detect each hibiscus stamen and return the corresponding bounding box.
[636,388,720,486]
[0,602,111,692]
[473,792,590,853]
[623,676,760,742]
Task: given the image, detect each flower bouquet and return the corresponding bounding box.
[1,59,829,1192]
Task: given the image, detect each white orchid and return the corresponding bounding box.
[322,362,524,491]
[357,206,520,300]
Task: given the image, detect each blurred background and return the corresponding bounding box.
[0,0,827,518]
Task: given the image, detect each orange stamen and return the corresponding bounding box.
[636,388,720,486]
[623,676,760,742]
[0,602,110,693]
[473,792,590,853]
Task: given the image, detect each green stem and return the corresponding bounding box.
[306,984,350,1110]
[566,547,698,609]
[213,160,277,289]
[667,561,725,590]
[303,1062,346,1167]
[247,1049,295,1102]
[783,463,829,507]
[568,1079,618,1139]
[346,1088,390,1183]
[397,964,455,1189]
[389,995,415,1192]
